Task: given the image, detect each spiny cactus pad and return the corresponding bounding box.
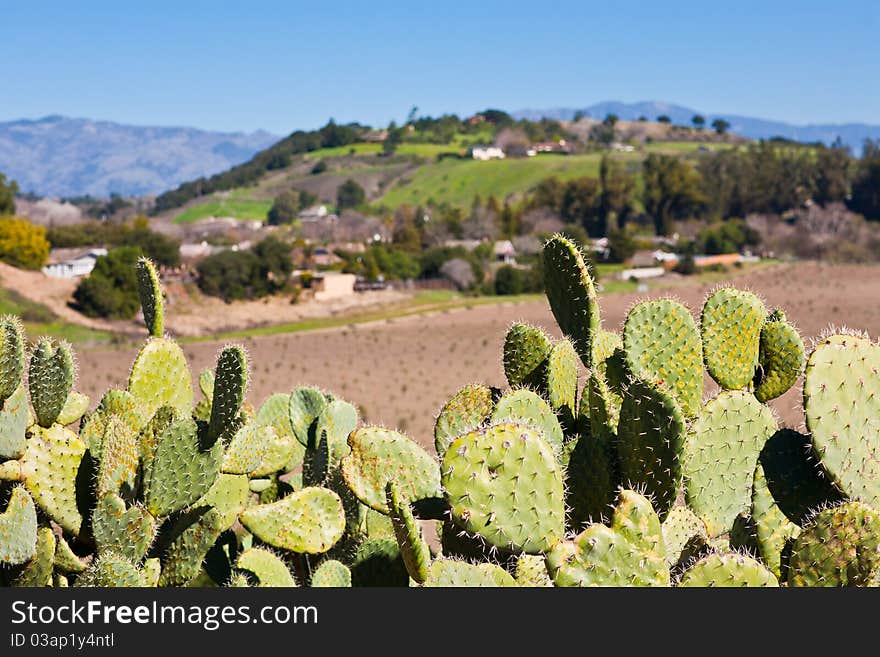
[701,287,766,390]
[313,399,358,466]
[144,417,223,518]
[341,427,442,514]
[240,487,345,554]
[423,559,517,587]
[386,481,430,584]
[54,536,87,574]
[677,552,778,587]
[0,316,23,404]
[207,345,248,445]
[77,553,143,587]
[29,338,75,428]
[128,338,193,418]
[12,527,56,587]
[754,311,805,402]
[236,548,297,587]
[434,383,495,457]
[80,389,146,460]
[788,501,880,587]
[682,390,777,536]
[310,559,352,587]
[222,422,274,475]
[57,391,89,427]
[96,416,139,498]
[546,489,669,586]
[442,422,565,554]
[503,323,551,388]
[289,386,331,448]
[256,393,305,470]
[92,493,156,562]
[0,385,29,460]
[751,460,799,578]
[617,378,686,520]
[350,537,409,587]
[545,338,579,426]
[19,425,87,535]
[0,486,37,565]
[542,235,601,368]
[662,505,708,567]
[803,333,880,507]
[158,507,225,587]
[624,299,702,417]
[514,553,553,587]
[490,389,564,455]
[136,258,165,338]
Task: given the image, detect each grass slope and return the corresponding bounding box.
[0,287,112,344]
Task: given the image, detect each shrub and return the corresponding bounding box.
[337,179,366,210]
[0,216,50,270]
[73,247,141,318]
[196,250,265,302]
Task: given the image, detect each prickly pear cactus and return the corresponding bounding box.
[341,427,441,514]
[542,235,601,368]
[236,548,297,587]
[623,298,702,417]
[0,316,23,404]
[442,422,565,554]
[617,378,686,520]
[701,287,766,390]
[92,493,156,562]
[803,332,880,507]
[682,390,777,536]
[0,486,37,566]
[490,389,564,455]
[545,338,579,428]
[136,258,165,338]
[677,552,778,587]
[661,505,707,567]
[310,559,352,587]
[503,323,551,388]
[423,560,516,587]
[207,345,248,445]
[750,460,799,579]
[386,481,430,584]
[546,489,669,587]
[240,487,345,554]
[754,310,805,402]
[434,383,495,456]
[787,501,880,587]
[29,338,75,428]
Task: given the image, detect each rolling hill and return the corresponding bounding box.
[513,101,880,153]
[0,115,278,198]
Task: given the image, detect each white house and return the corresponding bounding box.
[493,240,517,264]
[42,248,108,279]
[471,146,505,161]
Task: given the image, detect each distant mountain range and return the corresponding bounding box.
[512,101,880,154]
[0,115,278,198]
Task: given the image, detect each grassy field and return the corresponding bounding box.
[375,152,637,208]
[173,195,273,224]
[0,286,113,344]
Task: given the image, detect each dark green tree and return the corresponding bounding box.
[337,179,366,210]
[692,115,706,129]
[642,154,705,235]
[73,247,141,319]
[0,173,18,215]
[815,143,851,205]
[267,189,302,225]
[711,118,731,134]
[657,115,672,124]
[849,140,880,220]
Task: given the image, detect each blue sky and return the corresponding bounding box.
[2,1,877,135]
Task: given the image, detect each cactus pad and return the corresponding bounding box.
[434,383,494,456]
[542,235,601,368]
[662,505,708,567]
[29,338,75,428]
[92,493,156,562]
[788,501,880,587]
[682,390,777,536]
[342,427,442,514]
[0,486,37,565]
[0,385,29,460]
[19,425,86,535]
[96,416,139,498]
[222,422,274,475]
[502,323,551,388]
[12,527,55,587]
[310,559,352,587]
[754,311,805,402]
[350,537,409,587]
[617,378,686,520]
[423,560,517,587]
[207,345,248,445]
[677,552,778,587]
[289,386,330,448]
[490,389,564,455]
[57,391,89,427]
[129,338,193,418]
[144,417,223,518]
[236,548,297,586]
[80,389,146,460]
[751,460,799,578]
[442,422,565,554]
[313,399,358,466]
[54,535,87,574]
[546,489,669,586]
[136,258,164,338]
[514,553,553,587]
[0,315,23,404]
[386,481,430,584]
[803,333,880,507]
[701,287,766,390]
[240,487,345,554]
[624,299,702,417]
[158,507,225,587]
[545,338,579,426]
[77,553,143,587]
[256,392,304,469]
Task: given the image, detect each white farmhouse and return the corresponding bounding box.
[471,146,505,161]
[42,248,108,279]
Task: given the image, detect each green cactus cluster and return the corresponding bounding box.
[1,241,879,587]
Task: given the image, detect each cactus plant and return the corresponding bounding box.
[754,310,805,402]
[677,552,778,587]
[701,287,766,390]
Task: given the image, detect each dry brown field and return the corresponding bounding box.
[74,261,880,453]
